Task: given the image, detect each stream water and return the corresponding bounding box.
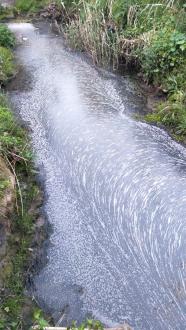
[8,23,186,329]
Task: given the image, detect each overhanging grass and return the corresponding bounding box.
[0,94,46,329]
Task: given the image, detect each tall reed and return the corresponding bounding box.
[62,0,183,69]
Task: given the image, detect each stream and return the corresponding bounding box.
[8,22,186,330]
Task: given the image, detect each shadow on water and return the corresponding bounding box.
[8,22,186,329]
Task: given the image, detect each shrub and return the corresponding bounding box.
[139,28,186,82]
[0,24,15,48]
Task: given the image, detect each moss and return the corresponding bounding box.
[0,155,14,207]
[0,178,10,198]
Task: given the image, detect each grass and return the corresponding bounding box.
[0,25,16,86]
[0,2,185,327]
[0,94,42,329]
[0,96,31,162]
[0,46,15,85]
[1,2,185,139]
[0,24,48,329]
[0,103,104,329]
[0,4,17,21]
[15,0,50,14]
[60,1,186,139]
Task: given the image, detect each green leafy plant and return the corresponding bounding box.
[0,24,15,49]
[70,319,103,330]
[139,28,186,82]
[32,309,49,330]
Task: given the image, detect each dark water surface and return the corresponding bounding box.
[8,23,186,329]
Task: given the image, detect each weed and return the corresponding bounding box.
[139,28,186,83]
[32,309,49,330]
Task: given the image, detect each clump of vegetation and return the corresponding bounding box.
[140,22,186,140]
[74,319,103,330]
[0,4,11,20]
[0,25,15,86]
[60,0,186,138]
[139,29,186,83]
[31,315,103,330]
[146,89,186,141]
[15,0,50,14]
[0,94,41,329]
[0,46,15,85]
[0,25,47,329]
[0,96,31,162]
[32,309,49,329]
[0,24,16,49]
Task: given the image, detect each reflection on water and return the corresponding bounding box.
[9,23,186,330]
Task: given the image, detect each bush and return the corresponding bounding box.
[0,24,15,48]
[139,28,186,82]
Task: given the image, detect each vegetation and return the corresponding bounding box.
[0,24,15,48]
[0,2,185,327]
[0,25,15,86]
[32,316,103,330]
[0,4,16,21]
[15,0,50,14]
[0,93,44,330]
[0,46,15,85]
[5,0,185,140]
[71,319,104,330]
[60,0,186,140]
[0,25,48,329]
